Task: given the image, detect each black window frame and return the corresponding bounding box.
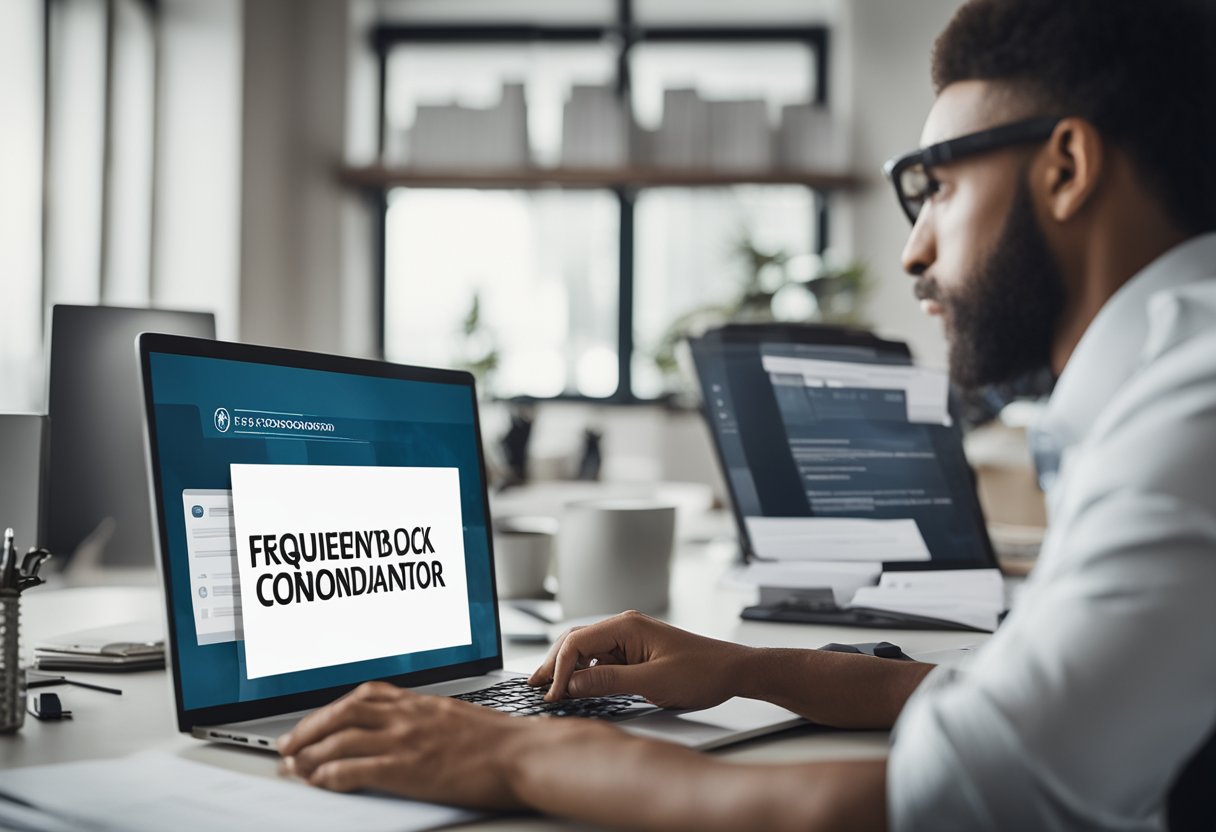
[366,0,834,403]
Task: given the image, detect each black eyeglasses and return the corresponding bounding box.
[883,116,1064,224]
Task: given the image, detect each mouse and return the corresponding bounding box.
[819,641,912,660]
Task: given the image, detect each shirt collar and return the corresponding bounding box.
[1035,232,1216,457]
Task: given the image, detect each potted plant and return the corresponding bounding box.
[652,230,870,386]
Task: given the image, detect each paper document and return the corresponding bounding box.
[760,355,952,425]
[0,798,81,832]
[34,621,166,671]
[849,568,1004,631]
[182,489,243,645]
[0,751,477,832]
[36,621,163,656]
[745,517,932,562]
[731,561,882,606]
[872,568,1004,599]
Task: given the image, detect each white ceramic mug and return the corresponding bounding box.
[491,516,557,599]
[555,499,677,619]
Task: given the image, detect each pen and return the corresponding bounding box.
[1,528,15,590]
[25,674,123,696]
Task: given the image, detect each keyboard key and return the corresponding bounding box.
[452,678,652,719]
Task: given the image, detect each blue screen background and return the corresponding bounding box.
[148,352,499,712]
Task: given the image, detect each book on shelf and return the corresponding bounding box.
[380,83,853,180]
[777,103,849,171]
[706,98,771,171]
[404,82,530,170]
[561,84,630,168]
[653,88,710,169]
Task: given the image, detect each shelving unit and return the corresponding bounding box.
[339,166,863,192]
[344,0,863,401]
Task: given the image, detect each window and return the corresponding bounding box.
[384,189,620,398]
[367,12,840,401]
[381,42,624,398]
[629,42,820,397]
[632,185,817,397]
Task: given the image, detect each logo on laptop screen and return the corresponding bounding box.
[214,407,231,433]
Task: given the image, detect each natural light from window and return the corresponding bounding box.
[384,188,620,398]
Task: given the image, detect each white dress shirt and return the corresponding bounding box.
[888,233,1216,831]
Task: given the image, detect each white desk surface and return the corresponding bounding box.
[1,538,987,830]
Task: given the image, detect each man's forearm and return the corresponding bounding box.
[732,647,934,728]
[505,722,888,832]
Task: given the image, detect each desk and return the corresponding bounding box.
[1,538,987,829]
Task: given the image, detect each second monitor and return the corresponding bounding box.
[46,304,216,569]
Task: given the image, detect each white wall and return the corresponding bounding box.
[239,0,302,349]
[341,0,381,358]
[43,0,107,311]
[836,0,963,370]
[153,0,244,339]
[239,0,377,357]
[0,0,45,410]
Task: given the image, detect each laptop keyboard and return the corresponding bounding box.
[453,678,654,719]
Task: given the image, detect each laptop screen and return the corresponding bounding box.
[690,331,994,567]
[142,340,500,718]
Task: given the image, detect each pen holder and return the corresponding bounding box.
[0,590,22,733]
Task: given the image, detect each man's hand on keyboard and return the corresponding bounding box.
[277,679,622,808]
[529,610,750,710]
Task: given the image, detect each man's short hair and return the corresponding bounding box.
[932,0,1216,234]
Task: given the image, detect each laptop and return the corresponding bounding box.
[688,324,1000,629]
[137,334,803,752]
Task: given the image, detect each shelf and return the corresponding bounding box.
[338,165,865,192]
[371,23,830,48]
[362,4,843,399]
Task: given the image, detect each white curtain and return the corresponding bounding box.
[0,0,46,411]
[0,0,203,412]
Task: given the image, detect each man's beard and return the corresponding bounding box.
[916,175,1065,389]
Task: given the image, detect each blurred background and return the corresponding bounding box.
[0,0,1046,540]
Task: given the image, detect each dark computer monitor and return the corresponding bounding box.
[0,414,49,550]
[688,324,997,568]
[46,304,216,568]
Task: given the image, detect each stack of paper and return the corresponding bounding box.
[849,568,1005,631]
[732,560,881,607]
[0,751,476,832]
[743,517,933,563]
[651,90,775,171]
[33,621,164,672]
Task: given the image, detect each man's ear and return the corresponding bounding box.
[1041,117,1104,222]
